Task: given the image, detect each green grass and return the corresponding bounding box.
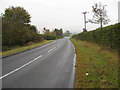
[70,39,118,88]
[1,40,54,57]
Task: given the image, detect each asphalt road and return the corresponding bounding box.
[1,38,76,88]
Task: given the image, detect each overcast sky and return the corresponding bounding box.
[0,0,119,33]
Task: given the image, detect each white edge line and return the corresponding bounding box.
[72,43,77,67]
[0,55,43,80]
[48,47,56,52]
[69,41,77,88]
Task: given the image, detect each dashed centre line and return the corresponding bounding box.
[1,40,63,80]
[0,55,43,80]
[48,47,56,52]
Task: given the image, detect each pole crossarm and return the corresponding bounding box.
[82,12,89,30]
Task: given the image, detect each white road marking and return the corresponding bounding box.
[0,39,62,79]
[35,40,57,50]
[0,55,43,80]
[48,47,56,52]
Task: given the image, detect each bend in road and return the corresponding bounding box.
[2,38,76,88]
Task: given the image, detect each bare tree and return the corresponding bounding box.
[89,2,110,28]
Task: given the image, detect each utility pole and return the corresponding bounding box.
[82,12,88,30]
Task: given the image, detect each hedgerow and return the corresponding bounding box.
[72,23,120,50]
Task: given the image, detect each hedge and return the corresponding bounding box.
[72,23,120,50]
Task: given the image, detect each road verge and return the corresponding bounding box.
[2,40,54,58]
[70,39,118,88]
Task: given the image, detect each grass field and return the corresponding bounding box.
[2,40,54,57]
[71,39,118,88]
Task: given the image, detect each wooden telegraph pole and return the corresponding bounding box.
[82,12,89,30]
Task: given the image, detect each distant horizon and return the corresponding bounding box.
[0,0,119,33]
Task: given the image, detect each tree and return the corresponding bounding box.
[26,24,38,33]
[54,28,63,37]
[89,3,110,28]
[2,7,31,45]
[2,6,43,47]
[3,6,30,25]
[43,27,50,34]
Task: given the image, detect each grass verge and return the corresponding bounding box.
[70,39,118,88]
[1,40,54,57]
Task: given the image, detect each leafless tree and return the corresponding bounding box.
[89,2,110,28]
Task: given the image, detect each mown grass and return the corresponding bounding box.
[1,40,54,57]
[70,39,118,88]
